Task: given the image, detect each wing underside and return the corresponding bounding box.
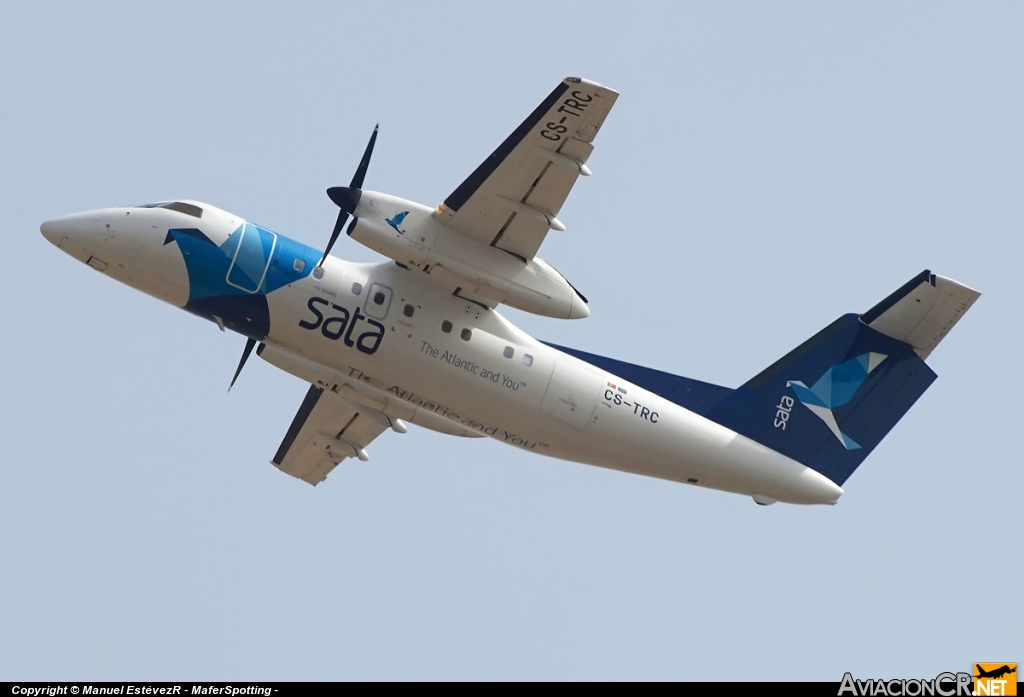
[272,385,392,485]
[433,77,618,261]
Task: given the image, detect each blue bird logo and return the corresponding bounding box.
[386,211,409,234]
[787,352,887,450]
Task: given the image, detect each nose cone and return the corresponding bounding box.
[41,211,106,264]
[41,216,75,246]
[40,220,65,247]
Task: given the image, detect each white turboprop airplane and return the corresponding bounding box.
[41,77,979,506]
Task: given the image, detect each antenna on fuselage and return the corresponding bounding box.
[318,124,378,268]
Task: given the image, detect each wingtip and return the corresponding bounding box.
[564,76,619,97]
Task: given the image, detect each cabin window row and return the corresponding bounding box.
[440,320,533,366]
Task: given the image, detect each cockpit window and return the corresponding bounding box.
[136,201,203,218]
[163,201,203,218]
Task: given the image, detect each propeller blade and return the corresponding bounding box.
[351,124,378,189]
[228,337,258,392]
[318,208,349,269]
[319,124,378,268]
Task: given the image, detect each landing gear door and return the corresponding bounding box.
[541,359,603,431]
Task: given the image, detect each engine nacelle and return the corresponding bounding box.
[428,254,589,320]
[346,212,428,269]
[351,192,589,320]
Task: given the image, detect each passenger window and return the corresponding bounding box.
[312,267,324,280]
[522,354,534,367]
[374,291,386,305]
[293,258,306,272]
[442,320,452,333]
[503,346,514,359]
[352,282,362,296]
[404,304,415,318]
[461,328,472,341]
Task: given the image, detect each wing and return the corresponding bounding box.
[271,385,395,485]
[433,77,618,261]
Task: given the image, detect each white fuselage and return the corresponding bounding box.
[41,200,843,505]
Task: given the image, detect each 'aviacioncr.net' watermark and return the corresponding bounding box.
[839,664,1017,697]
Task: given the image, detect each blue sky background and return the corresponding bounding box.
[1,1,1020,680]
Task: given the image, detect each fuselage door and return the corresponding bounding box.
[365,282,393,320]
[541,359,603,431]
[226,222,277,293]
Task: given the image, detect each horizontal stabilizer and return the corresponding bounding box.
[860,270,980,359]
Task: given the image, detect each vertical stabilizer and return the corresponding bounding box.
[703,271,978,485]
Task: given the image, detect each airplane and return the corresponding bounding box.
[975,665,1016,680]
[40,77,980,506]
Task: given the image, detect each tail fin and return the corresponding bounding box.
[706,270,979,485]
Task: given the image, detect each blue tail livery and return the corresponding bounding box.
[706,313,936,485]
[786,351,889,451]
[554,270,979,487]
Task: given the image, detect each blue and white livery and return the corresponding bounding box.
[40,78,980,505]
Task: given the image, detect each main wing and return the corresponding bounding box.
[433,77,618,261]
[272,385,396,485]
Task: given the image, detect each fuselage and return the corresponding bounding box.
[40,199,843,505]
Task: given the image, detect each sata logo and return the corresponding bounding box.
[385,211,409,234]
[787,352,887,450]
[774,395,795,430]
[298,297,385,355]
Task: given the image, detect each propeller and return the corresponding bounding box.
[229,126,377,391]
[228,337,257,392]
[318,124,379,268]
